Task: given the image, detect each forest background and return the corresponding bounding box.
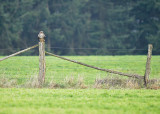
[0,0,160,55]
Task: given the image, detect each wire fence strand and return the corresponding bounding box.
[45,51,144,79]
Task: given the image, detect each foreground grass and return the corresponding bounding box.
[0,88,160,114]
[0,56,160,85]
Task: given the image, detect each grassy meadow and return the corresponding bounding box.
[0,56,160,114]
[0,88,160,114]
[0,55,159,85]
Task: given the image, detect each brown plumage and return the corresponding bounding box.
[38,31,45,42]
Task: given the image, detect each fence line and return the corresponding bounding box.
[45,51,144,79]
[0,31,155,87]
[1,59,160,63]
[46,59,155,62]
[0,47,149,51]
[1,67,159,71]
[2,57,159,62]
[0,44,38,62]
[47,47,148,50]
[0,46,38,50]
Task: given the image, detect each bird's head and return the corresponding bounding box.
[40,31,44,33]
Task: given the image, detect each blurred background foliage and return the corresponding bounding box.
[0,0,160,55]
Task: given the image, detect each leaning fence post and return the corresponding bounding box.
[38,31,46,85]
[144,44,153,86]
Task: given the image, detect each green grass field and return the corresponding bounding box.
[0,88,160,114]
[0,56,160,85]
[0,56,160,113]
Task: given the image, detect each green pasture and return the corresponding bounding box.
[0,56,160,84]
[0,88,160,114]
[0,56,160,114]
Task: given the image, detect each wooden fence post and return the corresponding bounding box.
[144,44,153,86]
[38,31,46,85]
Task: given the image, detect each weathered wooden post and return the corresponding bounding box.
[38,31,46,85]
[144,44,153,86]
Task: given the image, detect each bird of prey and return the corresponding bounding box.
[38,31,45,42]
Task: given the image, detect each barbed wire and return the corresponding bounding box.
[0,45,39,50]
[0,66,159,70]
[47,47,148,50]
[0,46,151,50]
[1,57,160,63]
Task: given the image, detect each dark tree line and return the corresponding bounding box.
[0,0,160,55]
